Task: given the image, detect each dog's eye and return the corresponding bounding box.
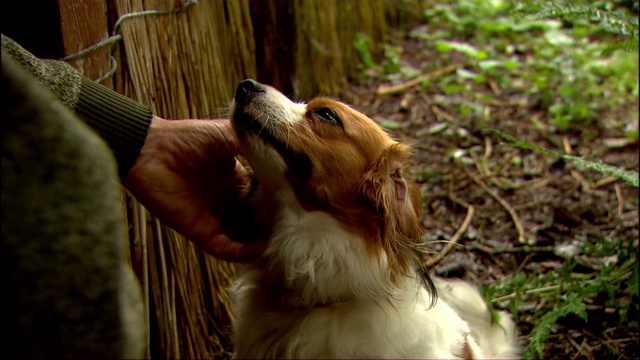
[312,107,341,126]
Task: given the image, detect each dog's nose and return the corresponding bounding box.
[235,79,266,104]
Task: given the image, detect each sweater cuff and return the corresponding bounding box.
[75,78,152,177]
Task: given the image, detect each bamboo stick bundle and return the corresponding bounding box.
[292,0,401,100]
[112,0,255,357]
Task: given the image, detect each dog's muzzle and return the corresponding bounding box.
[232,79,313,181]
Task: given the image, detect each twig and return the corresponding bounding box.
[483,136,493,160]
[491,284,560,303]
[376,63,463,95]
[570,169,587,186]
[516,252,535,274]
[469,243,554,254]
[569,337,584,360]
[614,183,624,216]
[493,149,521,180]
[562,136,573,154]
[584,329,620,357]
[430,105,457,123]
[460,163,527,244]
[488,78,500,95]
[571,169,609,197]
[447,179,471,209]
[425,205,475,268]
[593,176,619,188]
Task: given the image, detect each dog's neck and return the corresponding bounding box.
[246,182,429,309]
[252,260,426,311]
[273,281,349,309]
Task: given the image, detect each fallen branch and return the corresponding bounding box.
[614,183,624,216]
[426,204,475,268]
[568,337,585,360]
[491,284,560,303]
[460,163,527,244]
[430,105,457,123]
[469,243,554,254]
[376,63,463,95]
[593,176,619,188]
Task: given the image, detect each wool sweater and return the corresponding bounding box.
[1,34,153,176]
[2,35,145,357]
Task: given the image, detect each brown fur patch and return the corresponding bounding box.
[257,96,429,288]
[456,333,475,360]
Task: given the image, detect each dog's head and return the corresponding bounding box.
[231,79,434,305]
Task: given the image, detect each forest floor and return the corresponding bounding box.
[347,2,639,359]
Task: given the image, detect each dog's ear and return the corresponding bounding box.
[359,143,423,276]
[360,143,422,237]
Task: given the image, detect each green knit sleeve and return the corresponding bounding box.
[1,34,152,176]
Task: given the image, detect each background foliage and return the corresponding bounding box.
[353,0,638,358]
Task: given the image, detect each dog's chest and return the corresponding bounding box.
[232,282,471,358]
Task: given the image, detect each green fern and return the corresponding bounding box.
[490,256,636,358]
[631,266,640,297]
[529,5,637,35]
[602,37,639,55]
[483,129,639,187]
[513,0,639,55]
[525,294,588,358]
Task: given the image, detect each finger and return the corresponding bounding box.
[209,120,239,153]
[199,234,267,263]
[234,159,249,179]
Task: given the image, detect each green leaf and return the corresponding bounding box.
[353,33,376,70]
[435,41,487,59]
[442,83,468,94]
[502,59,521,69]
[457,68,486,82]
[426,122,448,134]
[377,119,403,130]
[544,29,575,46]
[478,59,504,71]
[509,19,562,32]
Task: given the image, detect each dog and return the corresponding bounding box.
[229,79,520,359]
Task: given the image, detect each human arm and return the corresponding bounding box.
[1,34,151,177]
[1,34,264,261]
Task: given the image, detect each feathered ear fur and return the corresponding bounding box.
[359,143,436,303]
[359,144,425,272]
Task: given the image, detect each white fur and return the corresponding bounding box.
[231,208,520,358]
[433,278,521,358]
[232,210,477,358]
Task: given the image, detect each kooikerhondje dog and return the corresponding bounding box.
[229,79,520,359]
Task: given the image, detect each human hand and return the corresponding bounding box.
[123,116,265,262]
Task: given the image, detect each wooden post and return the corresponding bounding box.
[58,0,113,89]
[250,0,297,97]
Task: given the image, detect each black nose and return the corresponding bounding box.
[235,79,266,104]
